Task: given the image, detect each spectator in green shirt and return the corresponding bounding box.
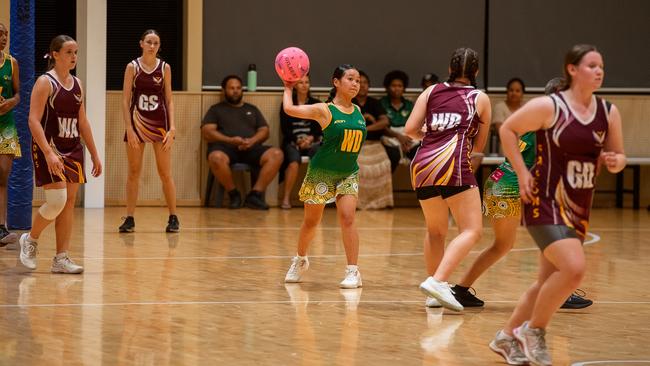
[380,70,419,165]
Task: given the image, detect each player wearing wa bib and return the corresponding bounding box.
[127,58,168,142]
[299,103,367,204]
[523,92,609,243]
[32,72,86,186]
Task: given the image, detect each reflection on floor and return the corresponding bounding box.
[0,207,649,365]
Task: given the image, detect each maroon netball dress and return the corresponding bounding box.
[522,93,610,239]
[127,58,169,143]
[32,73,86,186]
[410,82,484,188]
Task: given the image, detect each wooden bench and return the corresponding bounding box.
[477,156,649,209]
[616,157,650,209]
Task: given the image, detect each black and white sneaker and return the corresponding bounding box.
[451,285,485,307]
[561,289,593,309]
[119,216,135,233]
[0,225,17,246]
[166,215,180,233]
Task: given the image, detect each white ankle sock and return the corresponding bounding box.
[346,265,358,271]
[498,330,513,340]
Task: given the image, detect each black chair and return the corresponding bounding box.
[204,163,259,207]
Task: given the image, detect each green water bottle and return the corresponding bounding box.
[247,64,257,92]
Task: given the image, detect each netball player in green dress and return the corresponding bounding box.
[282,65,367,289]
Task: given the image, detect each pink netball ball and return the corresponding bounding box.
[274,47,310,82]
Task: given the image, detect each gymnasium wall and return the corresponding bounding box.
[202,0,650,91]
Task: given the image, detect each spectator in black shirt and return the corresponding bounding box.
[352,71,393,209]
[279,74,321,209]
[201,75,283,210]
[352,71,389,140]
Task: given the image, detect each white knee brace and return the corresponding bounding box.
[38,188,67,220]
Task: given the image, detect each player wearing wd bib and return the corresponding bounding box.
[299,103,366,204]
[283,64,367,289]
[405,48,492,313]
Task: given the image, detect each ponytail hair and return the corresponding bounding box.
[562,44,597,91]
[46,34,76,70]
[544,77,565,95]
[325,64,357,103]
[447,47,479,87]
[326,88,336,103]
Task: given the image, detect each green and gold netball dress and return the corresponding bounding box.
[0,51,20,157]
[299,103,367,204]
[482,132,536,218]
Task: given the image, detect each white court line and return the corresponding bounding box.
[70,226,648,234]
[160,226,650,232]
[1,299,649,309]
[0,233,600,261]
[572,361,650,365]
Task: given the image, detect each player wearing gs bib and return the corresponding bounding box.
[126,57,168,143]
[283,64,367,289]
[491,45,626,366]
[299,103,366,204]
[120,29,179,233]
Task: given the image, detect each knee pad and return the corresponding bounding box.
[38,188,67,220]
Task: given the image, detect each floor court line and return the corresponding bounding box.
[0,233,600,261]
[1,299,649,309]
[104,226,650,232]
[572,361,650,365]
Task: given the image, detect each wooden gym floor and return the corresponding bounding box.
[0,207,649,365]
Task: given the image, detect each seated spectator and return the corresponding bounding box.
[279,74,321,209]
[421,72,439,90]
[352,71,393,209]
[201,75,283,210]
[489,77,525,155]
[380,70,419,166]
